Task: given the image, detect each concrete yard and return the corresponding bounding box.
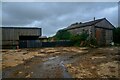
[1,47,120,78]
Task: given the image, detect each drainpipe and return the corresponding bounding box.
[93,17,96,38]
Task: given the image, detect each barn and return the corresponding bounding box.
[64,18,115,46]
[1,27,42,49]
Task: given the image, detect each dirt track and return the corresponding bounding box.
[2,47,120,78]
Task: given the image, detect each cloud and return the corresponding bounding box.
[98,6,118,26]
[2,2,118,36]
[2,0,120,2]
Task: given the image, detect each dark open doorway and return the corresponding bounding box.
[19,36,39,40]
[19,36,39,48]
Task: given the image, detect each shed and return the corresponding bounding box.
[1,27,42,48]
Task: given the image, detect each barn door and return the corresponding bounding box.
[95,28,106,46]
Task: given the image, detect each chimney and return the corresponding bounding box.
[94,17,95,21]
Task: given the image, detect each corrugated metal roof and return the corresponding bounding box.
[0,27,41,29]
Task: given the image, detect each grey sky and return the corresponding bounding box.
[2,2,118,36]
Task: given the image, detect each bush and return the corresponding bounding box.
[70,34,81,46]
[70,33,89,46]
[86,37,98,47]
[53,29,98,47]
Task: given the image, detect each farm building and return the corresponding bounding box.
[64,18,115,45]
[1,27,42,49]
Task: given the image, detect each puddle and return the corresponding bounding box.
[48,56,59,60]
[42,56,72,78]
[60,61,71,78]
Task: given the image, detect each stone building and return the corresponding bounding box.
[64,18,115,45]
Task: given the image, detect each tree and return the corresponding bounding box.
[113,27,120,44]
[54,30,72,40]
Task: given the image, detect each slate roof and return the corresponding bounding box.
[65,18,106,30]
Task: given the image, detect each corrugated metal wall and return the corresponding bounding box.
[19,40,42,48]
[0,27,2,49]
[2,28,41,41]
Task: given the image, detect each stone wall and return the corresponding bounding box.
[67,26,92,36]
